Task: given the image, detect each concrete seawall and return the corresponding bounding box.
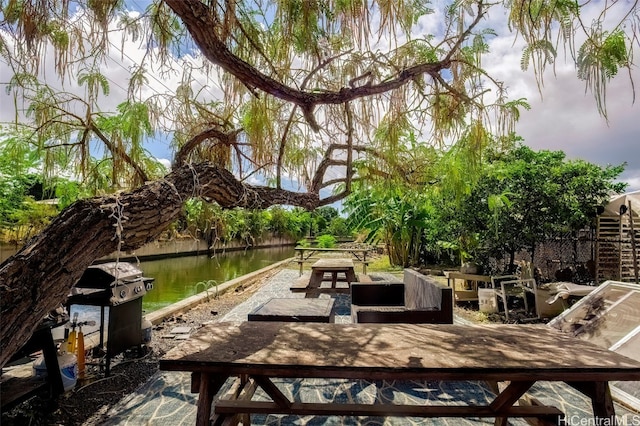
[1,235,296,264]
[101,235,296,262]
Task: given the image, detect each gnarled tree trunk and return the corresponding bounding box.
[0,162,319,368]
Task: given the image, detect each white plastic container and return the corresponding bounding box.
[33,353,78,392]
[58,353,78,391]
[141,317,152,344]
[478,288,498,313]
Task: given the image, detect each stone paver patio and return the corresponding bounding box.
[97,269,637,425]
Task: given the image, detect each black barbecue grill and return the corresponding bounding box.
[67,262,153,376]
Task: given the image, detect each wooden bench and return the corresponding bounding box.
[444,271,493,303]
[351,269,453,324]
[290,273,311,291]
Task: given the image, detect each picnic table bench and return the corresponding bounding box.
[159,321,640,426]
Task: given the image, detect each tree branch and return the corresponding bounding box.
[276,51,352,187]
[173,126,243,168]
[165,0,451,129]
[90,123,150,184]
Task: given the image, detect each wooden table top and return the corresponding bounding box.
[311,258,354,269]
[160,322,640,382]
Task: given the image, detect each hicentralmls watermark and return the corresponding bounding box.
[559,415,640,426]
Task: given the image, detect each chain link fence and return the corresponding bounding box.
[490,229,598,283]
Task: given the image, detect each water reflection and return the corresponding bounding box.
[140,246,295,312]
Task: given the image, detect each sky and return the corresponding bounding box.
[486,31,640,192]
[0,1,638,193]
[479,4,640,192]
[516,67,639,190]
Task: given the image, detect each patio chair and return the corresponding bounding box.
[492,275,538,321]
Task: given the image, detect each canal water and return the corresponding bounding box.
[139,245,295,312]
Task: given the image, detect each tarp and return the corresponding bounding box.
[545,282,597,304]
[602,190,640,217]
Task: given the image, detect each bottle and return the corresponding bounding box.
[66,313,78,354]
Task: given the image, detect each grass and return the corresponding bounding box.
[367,255,403,273]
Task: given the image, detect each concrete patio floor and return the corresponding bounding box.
[96,268,638,425]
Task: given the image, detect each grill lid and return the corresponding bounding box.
[74,262,146,288]
[69,262,154,306]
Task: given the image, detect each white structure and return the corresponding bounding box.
[596,191,640,283]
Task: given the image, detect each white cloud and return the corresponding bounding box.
[480,2,640,192]
[156,158,172,171]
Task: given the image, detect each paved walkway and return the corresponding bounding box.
[96,269,636,425]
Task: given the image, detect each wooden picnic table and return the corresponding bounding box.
[159,321,640,426]
[290,259,358,297]
[309,258,357,288]
[295,246,370,275]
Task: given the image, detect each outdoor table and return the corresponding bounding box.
[309,258,357,289]
[444,271,493,302]
[247,298,335,323]
[159,321,640,426]
[294,246,370,275]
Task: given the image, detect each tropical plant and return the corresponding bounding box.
[6,197,57,243]
[327,217,351,238]
[311,207,339,235]
[344,182,433,267]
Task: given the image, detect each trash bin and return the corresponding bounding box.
[478,288,498,313]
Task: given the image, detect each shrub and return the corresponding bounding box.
[297,238,311,247]
[316,234,337,248]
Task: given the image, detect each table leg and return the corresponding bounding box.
[309,271,322,288]
[299,251,304,276]
[568,381,615,420]
[251,376,292,409]
[194,372,228,426]
[490,380,535,425]
[363,251,367,274]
